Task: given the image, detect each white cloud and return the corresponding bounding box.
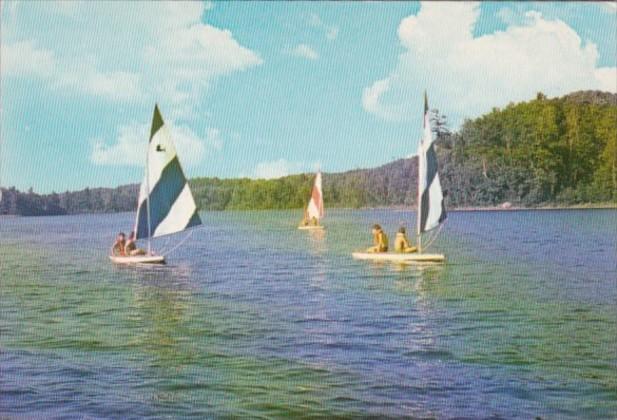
[53,64,142,102]
[249,159,316,179]
[91,124,148,167]
[2,1,262,113]
[1,40,55,77]
[362,79,393,120]
[289,44,319,60]
[595,67,617,92]
[600,3,616,14]
[91,122,223,168]
[308,13,339,41]
[363,2,617,123]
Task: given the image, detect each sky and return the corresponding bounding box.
[1,1,615,193]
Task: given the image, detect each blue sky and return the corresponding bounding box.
[1,1,615,193]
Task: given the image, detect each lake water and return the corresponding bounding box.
[1,209,616,419]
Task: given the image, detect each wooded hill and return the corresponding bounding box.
[2,90,615,216]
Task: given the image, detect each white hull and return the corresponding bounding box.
[352,252,445,263]
[109,255,166,264]
[298,225,325,230]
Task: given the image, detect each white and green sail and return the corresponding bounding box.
[135,105,201,240]
[417,93,447,245]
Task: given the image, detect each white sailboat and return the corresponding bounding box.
[109,105,202,264]
[298,171,325,230]
[352,93,446,263]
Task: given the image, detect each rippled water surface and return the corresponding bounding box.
[1,209,616,418]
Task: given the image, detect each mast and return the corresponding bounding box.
[417,91,427,254]
[145,121,152,254]
[415,91,447,254]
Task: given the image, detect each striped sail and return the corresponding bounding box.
[306,171,324,220]
[134,105,202,239]
[417,93,446,234]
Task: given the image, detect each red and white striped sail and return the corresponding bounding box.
[306,171,324,220]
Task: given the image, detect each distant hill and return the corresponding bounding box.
[1,90,615,216]
[0,185,139,216]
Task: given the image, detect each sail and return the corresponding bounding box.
[135,105,202,239]
[417,93,446,234]
[306,171,324,220]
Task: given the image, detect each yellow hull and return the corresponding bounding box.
[109,255,166,264]
[298,225,325,230]
[351,252,445,263]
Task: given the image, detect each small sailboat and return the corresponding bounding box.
[109,105,202,264]
[298,171,325,230]
[353,93,446,263]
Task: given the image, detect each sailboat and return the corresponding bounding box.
[109,105,202,264]
[298,171,325,230]
[352,93,446,263]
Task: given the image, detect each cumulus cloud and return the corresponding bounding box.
[53,64,143,103]
[1,40,55,77]
[289,44,319,60]
[91,124,149,167]
[363,2,617,123]
[249,159,317,179]
[91,122,223,168]
[2,1,262,113]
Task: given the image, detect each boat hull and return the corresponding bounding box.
[298,225,325,230]
[352,252,445,263]
[109,255,166,264]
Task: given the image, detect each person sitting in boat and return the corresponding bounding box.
[310,216,319,226]
[299,210,310,227]
[366,224,388,253]
[110,232,126,256]
[125,231,146,256]
[394,227,417,253]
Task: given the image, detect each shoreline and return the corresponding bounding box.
[450,203,617,212]
[1,203,615,218]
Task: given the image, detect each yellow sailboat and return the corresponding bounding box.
[353,93,446,263]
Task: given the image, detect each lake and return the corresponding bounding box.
[1,209,616,419]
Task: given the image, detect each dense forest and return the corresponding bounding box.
[439,90,616,207]
[1,90,615,216]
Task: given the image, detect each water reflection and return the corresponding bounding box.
[306,228,327,256]
[125,266,199,405]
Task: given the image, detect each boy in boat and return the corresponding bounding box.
[110,232,126,256]
[310,216,319,226]
[366,224,388,253]
[300,209,310,227]
[125,231,146,256]
[394,227,417,253]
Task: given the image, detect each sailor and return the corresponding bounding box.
[366,224,388,253]
[394,227,417,253]
[111,232,126,256]
[310,216,319,226]
[125,231,146,256]
[300,210,310,227]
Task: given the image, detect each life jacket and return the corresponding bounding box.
[113,241,126,256]
[394,233,409,251]
[125,240,136,253]
[378,231,389,251]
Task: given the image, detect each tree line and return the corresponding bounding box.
[438,90,616,206]
[1,90,615,216]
